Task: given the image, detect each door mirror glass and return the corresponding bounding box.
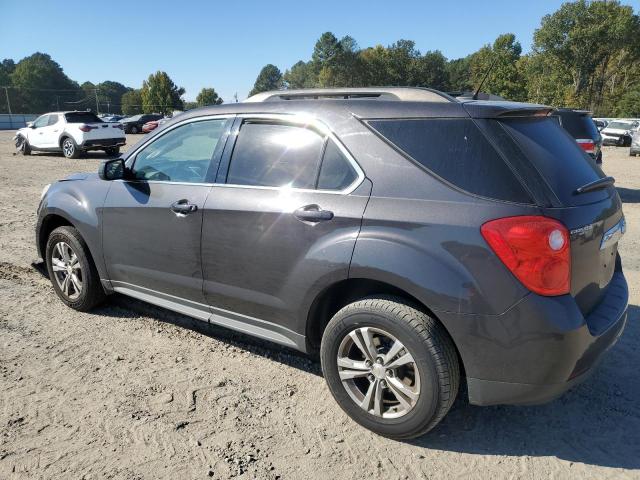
[99,158,125,181]
[26,122,34,128]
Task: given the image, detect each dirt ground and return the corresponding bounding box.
[0,130,638,480]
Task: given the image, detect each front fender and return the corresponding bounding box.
[38,177,112,282]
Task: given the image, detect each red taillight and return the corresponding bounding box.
[576,138,595,154]
[79,124,95,132]
[481,216,570,296]
[112,123,123,129]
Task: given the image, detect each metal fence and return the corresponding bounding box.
[0,114,38,130]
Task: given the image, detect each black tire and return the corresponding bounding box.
[45,226,105,311]
[61,137,80,159]
[130,125,139,134]
[105,147,120,156]
[320,296,459,439]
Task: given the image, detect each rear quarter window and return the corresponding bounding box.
[366,118,532,203]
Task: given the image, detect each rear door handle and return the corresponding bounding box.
[170,199,198,215]
[294,204,334,222]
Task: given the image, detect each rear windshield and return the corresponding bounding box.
[499,117,608,206]
[65,112,102,124]
[555,112,599,139]
[367,118,532,203]
[607,121,637,130]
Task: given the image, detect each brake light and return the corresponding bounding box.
[79,124,95,132]
[481,216,570,296]
[576,138,595,154]
[112,123,123,129]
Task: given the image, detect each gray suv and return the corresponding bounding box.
[36,88,628,439]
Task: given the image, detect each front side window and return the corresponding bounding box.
[226,122,324,189]
[131,118,228,183]
[33,115,49,128]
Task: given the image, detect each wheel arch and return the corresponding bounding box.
[305,277,466,378]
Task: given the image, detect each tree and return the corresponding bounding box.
[10,52,81,113]
[140,71,185,114]
[468,33,527,101]
[121,89,143,116]
[413,51,449,90]
[196,87,223,106]
[531,0,640,111]
[447,57,472,92]
[249,64,283,96]
[284,61,316,89]
[0,59,15,113]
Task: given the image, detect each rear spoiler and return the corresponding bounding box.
[461,100,554,119]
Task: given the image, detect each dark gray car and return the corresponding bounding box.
[36,88,628,439]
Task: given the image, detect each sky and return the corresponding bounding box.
[2,0,639,102]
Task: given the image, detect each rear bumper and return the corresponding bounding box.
[439,264,628,406]
[80,138,126,149]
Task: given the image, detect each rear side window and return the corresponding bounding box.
[499,117,607,206]
[317,140,358,190]
[227,122,324,189]
[367,118,531,203]
[47,114,59,126]
[65,112,102,124]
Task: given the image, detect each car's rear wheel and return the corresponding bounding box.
[61,137,80,159]
[105,147,120,156]
[130,125,139,134]
[320,296,459,439]
[45,226,105,311]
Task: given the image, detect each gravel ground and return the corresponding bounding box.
[0,130,639,479]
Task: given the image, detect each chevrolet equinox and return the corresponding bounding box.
[36,87,628,439]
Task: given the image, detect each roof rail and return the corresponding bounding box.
[244,87,456,103]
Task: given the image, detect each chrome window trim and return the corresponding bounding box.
[122,112,365,195]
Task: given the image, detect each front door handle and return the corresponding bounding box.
[294,204,334,222]
[170,199,198,215]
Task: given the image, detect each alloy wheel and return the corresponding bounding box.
[51,241,83,300]
[337,327,421,419]
[62,139,75,157]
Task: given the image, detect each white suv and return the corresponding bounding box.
[14,111,126,158]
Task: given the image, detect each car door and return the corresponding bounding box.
[201,116,370,337]
[41,113,62,148]
[27,114,49,148]
[101,116,233,317]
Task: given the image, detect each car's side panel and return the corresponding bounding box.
[350,196,538,317]
[201,180,372,336]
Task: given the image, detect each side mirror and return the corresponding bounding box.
[27,122,34,128]
[99,158,126,181]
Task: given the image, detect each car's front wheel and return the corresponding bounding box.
[45,226,105,311]
[61,137,80,159]
[130,125,139,134]
[320,296,459,439]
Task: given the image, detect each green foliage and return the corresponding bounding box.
[10,52,81,113]
[81,80,131,114]
[469,33,527,101]
[140,71,185,114]
[196,87,223,106]
[121,89,143,116]
[249,64,283,96]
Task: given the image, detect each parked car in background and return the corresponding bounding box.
[550,108,602,163]
[630,130,640,156]
[594,119,607,131]
[14,111,125,158]
[142,117,170,133]
[120,114,163,134]
[36,88,628,439]
[101,115,124,123]
[601,120,640,147]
